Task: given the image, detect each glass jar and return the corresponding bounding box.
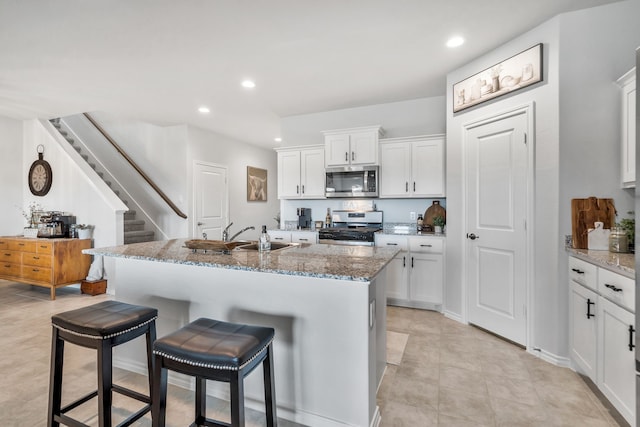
[609,227,629,253]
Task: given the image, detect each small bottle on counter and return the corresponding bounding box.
[259,225,271,252]
[325,208,332,228]
[609,227,629,253]
[417,214,423,232]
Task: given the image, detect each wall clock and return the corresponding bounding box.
[28,145,52,196]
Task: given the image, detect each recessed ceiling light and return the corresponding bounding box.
[241,80,256,89]
[198,106,210,114]
[274,137,282,142]
[446,36,465,48]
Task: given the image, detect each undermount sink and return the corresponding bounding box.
[235,242,296,252]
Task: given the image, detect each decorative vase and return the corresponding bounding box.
[78,228,93,239]
[434,226,443,234]
[23,227,38,238]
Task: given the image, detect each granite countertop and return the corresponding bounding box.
[85,239,399,282]
[566,247,635,279]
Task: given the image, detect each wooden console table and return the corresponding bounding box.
[0,237,92,300]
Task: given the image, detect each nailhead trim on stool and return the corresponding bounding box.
[47,300,158,427]
[151,318,277,427]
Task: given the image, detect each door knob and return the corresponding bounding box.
[197,222,204,226]
[466,233,479,240]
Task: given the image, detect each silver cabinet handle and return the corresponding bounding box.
[302,185,305,194]
[386,243,398,246]
[351,151,355,161]
[197,222,204,226]
[420,244,432,247]
[345,152,348,162]
[604,283,623,292]
[299,238,309,241]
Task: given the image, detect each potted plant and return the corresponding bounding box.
[433,216,445,234]
[617,212,635,253]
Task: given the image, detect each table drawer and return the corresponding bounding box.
[409,237,443,254]
[598,268,635,312]
[21,266,52,283]
[568,257,597,291]
[22,253,52,268]
[8,240,36,253]
[0,239,8,250]
[0,262,21,277]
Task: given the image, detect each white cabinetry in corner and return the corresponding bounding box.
[375,234,444,310]
[567,256,636,426]
[268,230,318,244]
[275,145,325,199]
[379,134,445,198]
[322,126,384,167]
[617,67,636,188]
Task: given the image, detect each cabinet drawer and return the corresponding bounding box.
[8,240,36,253]
[0,239,8,250]
[409,237,443,254]
[35,241,53,254]
[0,262,21,277]
[21,266,52,283]
[268,231,291,243]
[1,250,21,263]
[291,231,317,244]
[375,235,409,250]
[568,257,597,291]
[22,253,52,268]
[598,268,635,312]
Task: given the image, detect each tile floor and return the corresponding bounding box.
[0,281,626,426]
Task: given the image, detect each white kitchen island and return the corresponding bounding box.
[86,239,397,427]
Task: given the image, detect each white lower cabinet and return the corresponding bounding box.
[597,297,635,425]
[568,256,636,426]
[376,234,444,310]
[569,281,598,381]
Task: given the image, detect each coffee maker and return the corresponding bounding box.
[296,208,312,229]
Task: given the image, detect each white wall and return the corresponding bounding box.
[0,116,24,235]
[280,97,446,146]
[187,126,279,241]
[445,0,640,358]
[22,119,123,249]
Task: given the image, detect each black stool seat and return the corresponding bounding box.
[48,301,158,427]
[52,300,158,338]
[152,318,277,427]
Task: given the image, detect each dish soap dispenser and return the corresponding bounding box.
[259,225,271,252]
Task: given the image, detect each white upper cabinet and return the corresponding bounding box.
[322,126,384,167]
[275,145,325,199]
[617,67,636,188]
[379,134,445,198]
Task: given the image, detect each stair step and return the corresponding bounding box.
[66,137,75,144]
[114,190,120,197]
[124,210,136,220]
[58,130,68,136]
[124,220,145,232]
[105,181,111,187]
[124,230,154,244]
[89,163,96,170]
[97,172,104,178]
[81,154,88,161]
[74,146,81,153]
[52,122,61,129]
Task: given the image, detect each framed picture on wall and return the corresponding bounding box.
[453,43,543,113]
[247,166,267,201]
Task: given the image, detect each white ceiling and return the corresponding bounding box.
[0,0,621,148]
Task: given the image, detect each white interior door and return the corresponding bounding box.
[193,162,228,239]
[465,109,529,346]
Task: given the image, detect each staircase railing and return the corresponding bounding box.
[83,113,187,219]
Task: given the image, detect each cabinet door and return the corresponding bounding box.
[379,142,411,197]
[386,252,409,301]
[409,253,443,304]
[325,134,351,167]
[350,130,378,165]
[277,151,301,198]
[300,148,326,198]
[412,138,445,197]
[569,281,598,381]
[621,71,636,188]
[597,297,636,426]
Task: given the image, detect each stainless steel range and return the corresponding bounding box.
[318,210,383,246]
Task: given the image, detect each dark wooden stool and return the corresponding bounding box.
[151,318,277,427]
[47,300,158,427]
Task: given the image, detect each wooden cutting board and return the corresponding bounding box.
[571,197,616,249]
[424,201,446,227]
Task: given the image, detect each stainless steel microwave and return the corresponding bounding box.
[325,166,379,198]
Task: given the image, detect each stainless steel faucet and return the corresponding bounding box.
[229,226,255,241]
[222,222,233,242]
